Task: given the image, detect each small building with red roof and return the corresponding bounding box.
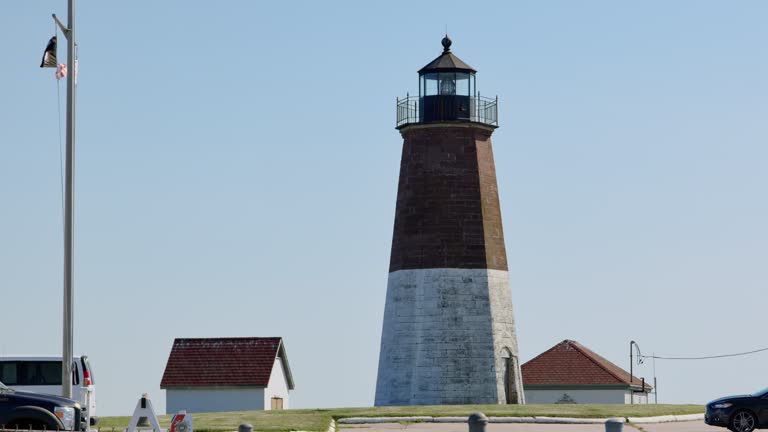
[522,340,651,404]
[160,337,294,413]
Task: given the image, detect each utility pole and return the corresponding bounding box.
[53,0,75,399]
[630,341,634,405]
[629,340,642,405]
[653,353,658,404]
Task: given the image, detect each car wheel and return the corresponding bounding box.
[731,411,757,432]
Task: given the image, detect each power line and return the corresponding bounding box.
[641,346,768,361]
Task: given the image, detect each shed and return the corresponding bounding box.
[160,337,294,413]
[522,340,652,404]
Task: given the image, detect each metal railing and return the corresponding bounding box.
[396,95,498,127]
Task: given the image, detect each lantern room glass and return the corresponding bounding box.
[420,72,475,97]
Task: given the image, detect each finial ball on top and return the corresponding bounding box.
[441,36,452,52]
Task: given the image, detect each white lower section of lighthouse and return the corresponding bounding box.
[375,268,524,406]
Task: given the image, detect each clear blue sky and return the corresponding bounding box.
[2,0,767,415]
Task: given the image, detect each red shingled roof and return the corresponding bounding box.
[522,340,651,390]
[160,337,294,389]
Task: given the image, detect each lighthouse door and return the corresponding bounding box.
[502,349,519,404]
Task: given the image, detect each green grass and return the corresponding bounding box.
[96,410,331,432]
[323,404,704,418]
[98,404,704,432]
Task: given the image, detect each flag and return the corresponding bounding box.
[40,36,57,68]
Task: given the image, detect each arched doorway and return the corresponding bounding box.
[501,348,520,404]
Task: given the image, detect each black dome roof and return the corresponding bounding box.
[418,37,476,74]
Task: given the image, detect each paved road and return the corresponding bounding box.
[636,422,722,432]
[340,421,723,432]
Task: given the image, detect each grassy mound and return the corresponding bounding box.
[97,404,705,432]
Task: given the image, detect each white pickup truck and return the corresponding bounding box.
[0,356,98,426]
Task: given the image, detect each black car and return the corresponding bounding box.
[0,381,84,430]
[706,387,768,432]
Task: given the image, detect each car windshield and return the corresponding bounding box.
[752,387,768,397]
[0,381,9,391]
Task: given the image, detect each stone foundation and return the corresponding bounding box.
[375,268,523,406]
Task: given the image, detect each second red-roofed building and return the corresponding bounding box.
[160,337,294,413]
[522,340,652,404]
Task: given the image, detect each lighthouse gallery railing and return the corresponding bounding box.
[396,95,498,127]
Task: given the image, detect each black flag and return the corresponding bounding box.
[40,36,57,68]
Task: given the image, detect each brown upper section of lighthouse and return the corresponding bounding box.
[389,123,508,272]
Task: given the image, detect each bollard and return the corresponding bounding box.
[238,424,253,432]
[468,412,488,432]
[605,418,624,432]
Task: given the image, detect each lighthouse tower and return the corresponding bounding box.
[375,37,524,406]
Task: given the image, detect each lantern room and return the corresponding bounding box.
[396,37,497,128]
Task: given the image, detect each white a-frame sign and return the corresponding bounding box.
[126,394,165,432]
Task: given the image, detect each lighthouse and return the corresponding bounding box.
[375,37,524,406]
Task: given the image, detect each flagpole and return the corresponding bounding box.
[60,0,75,400]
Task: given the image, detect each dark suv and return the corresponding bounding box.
[0,381,84,430]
